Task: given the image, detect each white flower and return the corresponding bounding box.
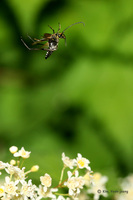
[37,185,58,199]
[5,165,17,175]
[52,196,69,200]
[77,192,89,200]
[36,185,46,199]
[0,161,8,170]
[84,171,94,186]
[14,147,31,159]
[40,173,52,190]
[5,165,25,180]
[87,172,108,200]
[76,153,91,170]
[9,146,18,154]
[15,167,25,180]
[75,175,85,190]
[20,179,37,200]
[64,171,84,197]
[62,153,76,169]
[4,176,18,195]
[115,174,133,200]
[0,186,5,197]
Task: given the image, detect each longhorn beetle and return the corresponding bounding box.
[21,22,85,59]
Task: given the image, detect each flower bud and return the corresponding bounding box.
[10,159,16,165]
[30,165,39,172]
[9,146,18,154]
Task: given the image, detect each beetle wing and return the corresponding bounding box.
[44,33,52,39]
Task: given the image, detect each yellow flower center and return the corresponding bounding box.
[0,188,4,193]
[78,160,85,167]
[22,150,26,156]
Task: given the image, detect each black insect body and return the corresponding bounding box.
[21,22,85,59]
[45,34,59,59]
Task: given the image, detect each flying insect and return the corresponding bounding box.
[21,22,85,59]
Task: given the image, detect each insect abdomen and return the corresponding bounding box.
[45,51,53,59]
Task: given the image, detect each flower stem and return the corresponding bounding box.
[59,166,66,185]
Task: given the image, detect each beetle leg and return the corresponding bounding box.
[34,38,46,42]
[25,35,46,45]
[21,38,33,50]
[21,38,53,51]
[41,42,49,47]
[32,38,47,45]
[27,34,35,42]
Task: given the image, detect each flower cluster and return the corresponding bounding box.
[115,174,133,200]
[87,172,108,200]
[0,146,108,200]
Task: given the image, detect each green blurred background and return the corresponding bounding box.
[0,0,133,195]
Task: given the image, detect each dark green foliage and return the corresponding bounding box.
[0,0,133,192]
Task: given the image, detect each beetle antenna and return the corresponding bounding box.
[62,22,85,33]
